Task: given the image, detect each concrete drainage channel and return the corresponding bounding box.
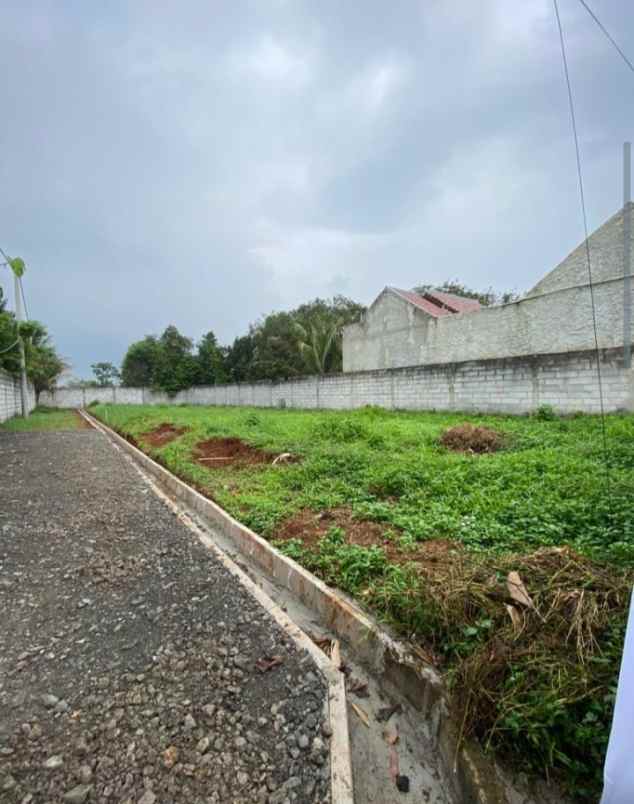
[80,409,557,804]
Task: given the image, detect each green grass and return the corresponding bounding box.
[91,402,634,798]
[0,407,84,432]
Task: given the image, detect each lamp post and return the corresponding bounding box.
[0,249,29,417]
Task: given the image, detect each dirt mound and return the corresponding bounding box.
[439,423,505,453]
[194,437,297,469]
[141,423,188,447]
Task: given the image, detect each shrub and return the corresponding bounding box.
[535,404,557,421]
[310,416,371,443]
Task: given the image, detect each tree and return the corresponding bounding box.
[245,296,365,380]
[196,331,228,385]
[0,266,65,400]
[19,320,66,400]
[0,288,21,375]
[91,361,120,387]
[414,280,520,307]
[251,311,305,380]
[121,336,161,387]
[293,316,342,375]
[224,334,256,382]
[152,325,198,395]
[28,344,67,400]
[293,296,365,374]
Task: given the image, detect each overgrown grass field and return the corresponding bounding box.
[92,402,634,799]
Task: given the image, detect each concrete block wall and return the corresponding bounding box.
[344,279,634,372]
[39,347,633,415]
[0,369,36,423]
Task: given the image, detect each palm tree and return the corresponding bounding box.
[293,315,344,375]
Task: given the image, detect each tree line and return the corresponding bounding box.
[86,280,519,395]
[0,287,65,399]
[108,295,364,395]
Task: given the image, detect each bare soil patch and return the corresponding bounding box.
[140,422,188,447]
[194,436,298,469]
[73,411,92,429]
[439,423,505,453]
[277,507,461,576]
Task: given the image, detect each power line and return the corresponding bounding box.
[552,0,610,488]
[0,338,20,354]
[577,0,634,75]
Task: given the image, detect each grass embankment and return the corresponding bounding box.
[92,402,634,799]
[0,407,86,432]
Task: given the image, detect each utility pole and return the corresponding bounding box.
[0,248,29,417]
[14,270,29,416]
[624,142,632,370]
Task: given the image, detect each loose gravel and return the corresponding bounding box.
[0,430,331,803]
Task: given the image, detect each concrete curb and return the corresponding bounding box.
[81,409,510,804]
[80,410,353,804]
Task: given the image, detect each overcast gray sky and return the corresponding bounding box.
[1,0,632,378]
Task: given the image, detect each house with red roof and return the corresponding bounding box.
[343,202,633,373]
[342,286,483,372]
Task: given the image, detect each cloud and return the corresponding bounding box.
[230,34,315,88]
[0,0,631,376]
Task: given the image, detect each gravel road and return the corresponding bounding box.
[0,430,331,804]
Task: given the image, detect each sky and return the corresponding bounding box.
[1,0,632,379]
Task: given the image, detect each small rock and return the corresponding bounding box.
[297,734,309,750]
[55,699,70,713]
[321,722,333,738]
[163,746,179,768]
[41,694,59,709]
[43,754,64,769]
[196,736,210,754]
[78,765,92,784]
[63,784,92,803]
[396,774,410,793]
[138,792,156,804]
[183,714,196,732]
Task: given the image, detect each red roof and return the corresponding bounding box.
[425,289,481,314]
[388,287,481,318]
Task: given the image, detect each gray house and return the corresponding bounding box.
[343,203,634,372]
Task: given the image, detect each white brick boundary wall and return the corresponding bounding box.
[0,369,36,423]
[40,347,634,415]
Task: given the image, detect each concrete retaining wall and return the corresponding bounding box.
[40,346,634,415]
[0,369,35,422]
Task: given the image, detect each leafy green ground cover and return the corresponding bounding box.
[92,402,634,799]
[0,407,85,432]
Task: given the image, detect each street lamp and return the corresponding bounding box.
[0,249,29,417]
